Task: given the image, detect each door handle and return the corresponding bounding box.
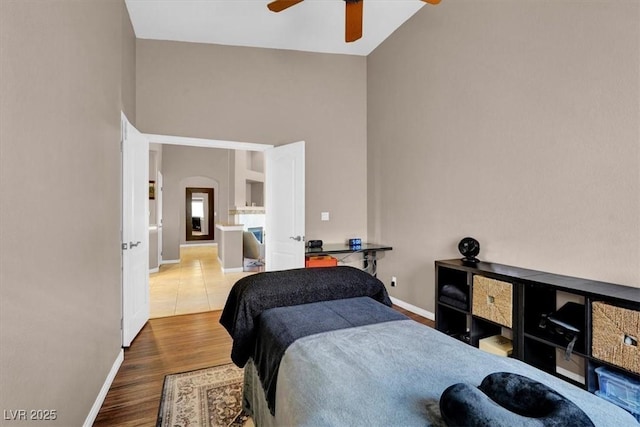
[129,241,142,248]
[289,236,303,242]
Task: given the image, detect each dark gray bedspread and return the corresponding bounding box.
[255,297,407,415]
[219,266,392,367]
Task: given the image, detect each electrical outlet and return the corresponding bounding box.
[391,276,397,287]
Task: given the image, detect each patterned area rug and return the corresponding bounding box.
[157,364,251,427]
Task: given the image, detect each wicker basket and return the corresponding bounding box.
[592,302,640,374]
[472,276,513,328]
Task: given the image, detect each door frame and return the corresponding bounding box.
[121,131,286,344]
[142,133,275,263]
[156,171,163,267]
[144,133,273,153]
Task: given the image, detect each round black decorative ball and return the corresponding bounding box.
[458,237,480,263]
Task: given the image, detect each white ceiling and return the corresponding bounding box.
[125,0,428,56]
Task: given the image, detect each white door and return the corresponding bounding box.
[265,141,305,271]
[122,113,150,347]
[157,171,163,266]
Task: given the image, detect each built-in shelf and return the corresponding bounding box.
[232,150,265,209]
[435,258,640,397]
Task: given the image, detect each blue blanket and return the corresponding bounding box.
[219,266,392,367]
[255,297,407,415]
[243,320,638,427]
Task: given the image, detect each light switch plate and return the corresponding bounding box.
[321,212,330,221]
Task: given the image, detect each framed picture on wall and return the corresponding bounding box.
[149,180,155,200]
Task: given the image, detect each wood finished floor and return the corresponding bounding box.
[94,307,433,426]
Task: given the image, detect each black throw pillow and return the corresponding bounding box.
[439,372,594,427]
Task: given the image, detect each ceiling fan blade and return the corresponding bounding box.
[345,0,363,43]
[422,0,441,4]
[267,0,304,13]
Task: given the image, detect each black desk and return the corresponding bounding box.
[305,243,392,275]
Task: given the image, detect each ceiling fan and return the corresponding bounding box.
[267,0,441,43]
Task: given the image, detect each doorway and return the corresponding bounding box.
[143,134,305,317]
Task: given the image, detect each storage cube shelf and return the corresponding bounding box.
[523,285,587,356]
[435,259,640,401]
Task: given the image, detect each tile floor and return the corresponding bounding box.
[149,245,254,318]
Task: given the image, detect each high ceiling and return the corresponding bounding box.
[125,0,428,56]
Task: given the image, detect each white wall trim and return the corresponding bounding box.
[221,267,244,274]
[390,297,435,321]
[149,267,159,274]
[161,259,180,265]
[180,243,218,248]
[144,133,274,152]
[84,349,124,427]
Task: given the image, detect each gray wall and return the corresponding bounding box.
[367,0,640,313]
[161,145,230,260]
[2,2,637,424]
[0,0,133,425]
[121,2,136,123]
[136,40,368,245]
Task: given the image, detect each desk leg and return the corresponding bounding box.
[363,250,378,276]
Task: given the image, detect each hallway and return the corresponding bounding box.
[149,245,253,318]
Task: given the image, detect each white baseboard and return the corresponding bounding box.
[161,259,180,265]
[180,242,218,247]
[221,267,244,274]
[84,349,124,427]
[149,267,159,274]
[390,297,435,321]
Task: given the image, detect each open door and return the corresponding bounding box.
[265,141,305,271]
[157,171,163,266]
[121,113,149,347]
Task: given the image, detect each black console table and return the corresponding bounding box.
[306,243,392,275]
[435,258,639,396]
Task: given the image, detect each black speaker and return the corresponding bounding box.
[307,240,323,248]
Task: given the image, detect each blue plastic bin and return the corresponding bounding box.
[595,366,640,423]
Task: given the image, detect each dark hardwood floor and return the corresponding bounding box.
[94,306,433,426]
[394,305,435,328]
[94,311,232,426]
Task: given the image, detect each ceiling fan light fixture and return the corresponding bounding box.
[267,0,303,13]
[267,0,442,43]
[345,0,363,43]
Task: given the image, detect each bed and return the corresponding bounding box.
[220,266,637,427]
